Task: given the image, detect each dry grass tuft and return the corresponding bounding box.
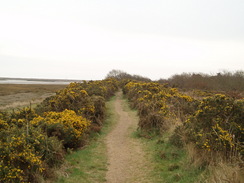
[185,143,244,183]
[206,162,244,183]
[185,143,208,168]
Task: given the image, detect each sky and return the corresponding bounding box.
[0,0,244,80]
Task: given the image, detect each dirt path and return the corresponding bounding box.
[105,91,152,183]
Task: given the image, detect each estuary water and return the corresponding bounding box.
[0,79,72,85]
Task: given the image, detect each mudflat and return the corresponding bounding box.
[0,84,66,110]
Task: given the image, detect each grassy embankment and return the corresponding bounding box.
[55,96,118,183]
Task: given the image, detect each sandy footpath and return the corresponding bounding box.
[105,91,152,183]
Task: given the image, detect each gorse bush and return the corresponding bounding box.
[8,107,37,128]
[123,81,197,131]
[123,81,243,159]
[79,78,119,99]
[184,94,244,160]
[31,109,90,149]
[36,83,92,114]
[90,96,106,125]
[0,109,64,182]
[36,79,118,126]
[0,130,43,182]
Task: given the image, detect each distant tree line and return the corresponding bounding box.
[106,69,151,82]
[159,70,244,92]
[106,69,244,92]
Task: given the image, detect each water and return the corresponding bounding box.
[0,79,72,85]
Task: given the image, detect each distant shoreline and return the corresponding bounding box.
[0,77,84,85]
[0,77,83,82]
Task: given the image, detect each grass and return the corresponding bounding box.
[133,130,206,183]
[55,96,118,183]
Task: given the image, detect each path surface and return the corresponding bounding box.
[105,92,152,183]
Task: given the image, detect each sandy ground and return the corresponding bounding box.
[105,92,153,183]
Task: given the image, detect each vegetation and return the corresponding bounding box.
[0,108,64,182]
[122,78,244,182]
[123,81,197,131]
[184,94,243,159]
[0,84,66,96]
[134,131,204,183]
[159,71,244,98]
[0,79,118,182]
[0,84,67,110]
[56,96,118,183]
[0,70,243,182]
[106,69,151,82]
